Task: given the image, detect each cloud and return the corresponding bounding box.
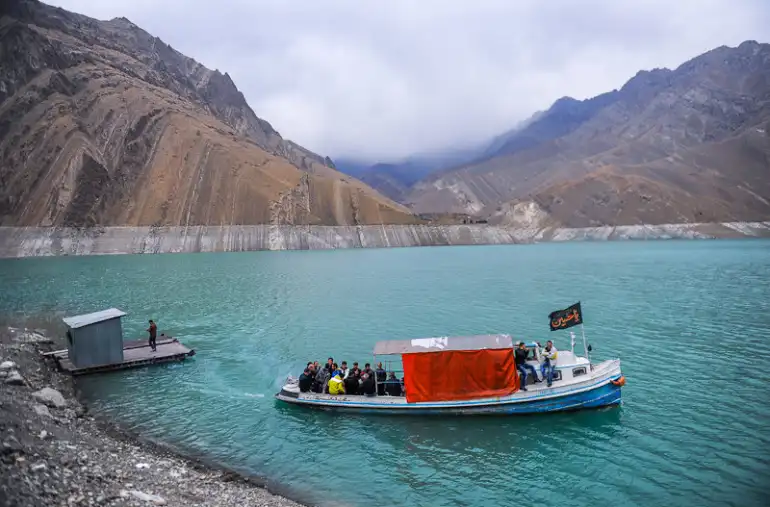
[47,0,770,161]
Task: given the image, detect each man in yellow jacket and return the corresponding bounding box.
[328,373,346,395]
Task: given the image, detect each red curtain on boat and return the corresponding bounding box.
[401,349,519,403]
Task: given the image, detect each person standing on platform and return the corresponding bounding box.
[147,319,158,352]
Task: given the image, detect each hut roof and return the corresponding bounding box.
[62,308,127,329]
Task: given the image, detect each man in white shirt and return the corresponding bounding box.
[541,340,558,387]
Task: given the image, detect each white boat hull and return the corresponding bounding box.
[275,359,624,415]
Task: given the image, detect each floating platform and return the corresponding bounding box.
[46,336,196,376]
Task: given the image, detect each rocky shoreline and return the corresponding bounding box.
[1,221,769,258]
[0,326,305,507]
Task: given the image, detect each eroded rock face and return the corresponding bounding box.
[0,0,417,228]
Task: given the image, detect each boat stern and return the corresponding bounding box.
[275,376,301,401]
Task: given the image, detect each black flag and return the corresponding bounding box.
[548,302,583,331]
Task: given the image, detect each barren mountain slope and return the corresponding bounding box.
[516,122,770,227]
[408,41,770,226]
[0,0,416,227]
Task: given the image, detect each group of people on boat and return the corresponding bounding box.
[515,340,558,390]
[295,340,559,397]
[298,358,404,397]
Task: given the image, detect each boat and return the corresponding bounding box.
[275,302,625,415]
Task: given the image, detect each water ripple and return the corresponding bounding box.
[1,240,769,507]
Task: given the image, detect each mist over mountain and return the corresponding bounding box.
[396,40,770,227]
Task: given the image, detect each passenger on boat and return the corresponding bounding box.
[344,371,359,395]
[360,373,376,396]
[314,363,331,393]
[329,372,346,395]
[340,361,349,379]
[385,372,402,396]
[514,342,539,391]
[298,368,313,392]
[331,362,342,378]
[375,362,387,395]
[349,362,361,379]
[362,363,373,378]
[326,357,334,371]
[541,340,559,387]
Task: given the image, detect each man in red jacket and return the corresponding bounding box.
[147,319,157,352]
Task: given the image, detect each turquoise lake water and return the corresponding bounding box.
[1,240,769,507]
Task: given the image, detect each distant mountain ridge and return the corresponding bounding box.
[0,0,417,227]
[334,144,486,202]
[405,40,770,227]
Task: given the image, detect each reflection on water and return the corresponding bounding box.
[2,240,769,507]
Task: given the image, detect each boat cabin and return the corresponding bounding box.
[369,335,593,398]
[373,334,517,403]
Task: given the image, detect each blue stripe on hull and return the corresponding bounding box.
[276,383,622,416]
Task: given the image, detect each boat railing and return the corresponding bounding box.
[373,362,406,396]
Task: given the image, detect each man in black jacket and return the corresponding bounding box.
[514,342,539,391]
[298,368,313,392]
[360,373,376,396]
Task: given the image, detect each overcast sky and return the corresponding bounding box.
[48,0,770,161]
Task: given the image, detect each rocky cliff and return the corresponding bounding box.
[406,41,770,227]
[0,0,418,227]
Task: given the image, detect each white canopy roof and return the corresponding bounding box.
[62,308,127,329]
[373,334,514,355]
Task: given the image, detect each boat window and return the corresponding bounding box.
[572,367,587,377]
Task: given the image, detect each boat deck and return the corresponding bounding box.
[46,336,195,376]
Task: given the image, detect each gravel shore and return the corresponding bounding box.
[0,326,305,507]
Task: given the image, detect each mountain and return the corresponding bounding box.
[0,0,418,227]
[334,145,486,203]
[478,109,546,159]
[406,41,770,227]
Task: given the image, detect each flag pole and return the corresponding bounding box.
[580,323,592,367]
